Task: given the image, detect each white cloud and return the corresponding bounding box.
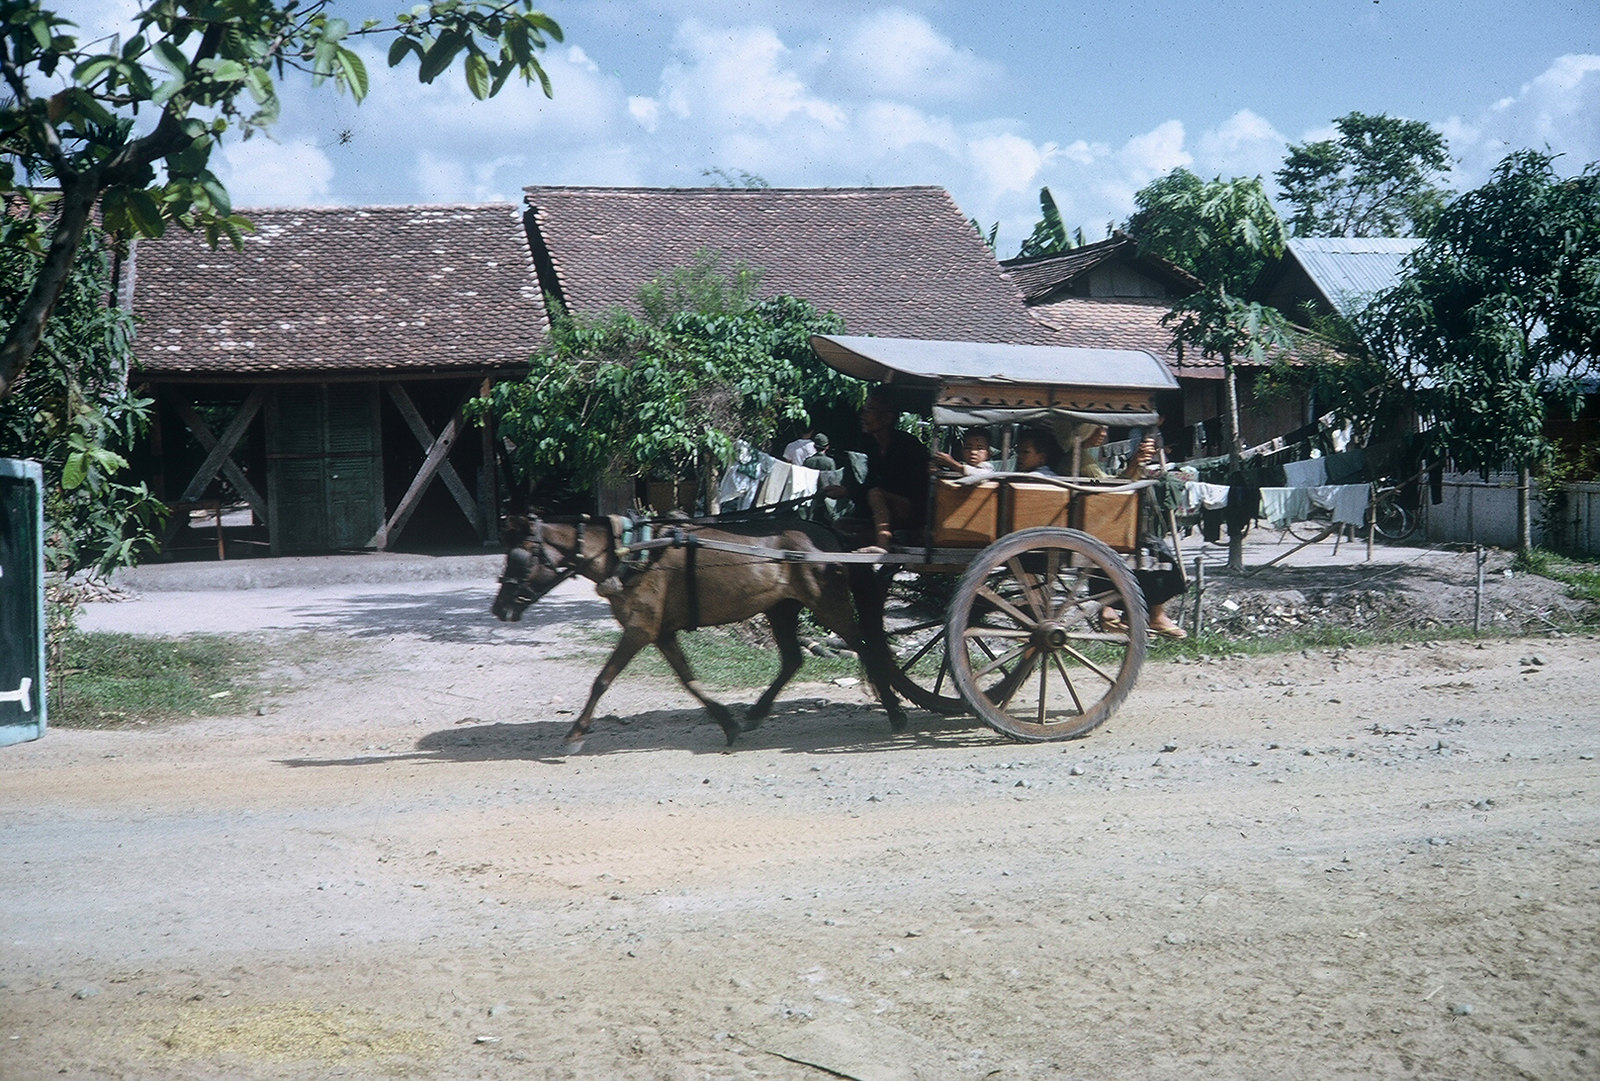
[857,101,962,157]
[826,9,1002,101]
[1194,109,1285,181]
[1446,53,1600,182]
[1119,120,1192,182]
[659,21,844,129]
[212,136,335,206]
[628,96,661,132]
[967,133,1052,200]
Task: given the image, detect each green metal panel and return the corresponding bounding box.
[0,458,46,747]
[267,385,383,553]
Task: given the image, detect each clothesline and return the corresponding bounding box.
[1183,480,1372,528]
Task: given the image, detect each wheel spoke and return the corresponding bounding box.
[898,627,944,671]
[1053,641,1120,685]
[1005,557,1047,619]
[974,584,1037,629]
[994,649,1037,709]
[967,636,1030,681]
[1050,651,1087,713]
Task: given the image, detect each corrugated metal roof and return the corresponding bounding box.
[1289,237,1422,318]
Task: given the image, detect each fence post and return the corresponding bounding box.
[1189,555,1204,638]
[1473,545,1486,635]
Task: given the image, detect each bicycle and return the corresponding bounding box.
[1286,481,1416,542]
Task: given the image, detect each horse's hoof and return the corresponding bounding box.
[742,715,765,733]
[888,711,908,734]
[721,722,742,746]
[561,739,586,755]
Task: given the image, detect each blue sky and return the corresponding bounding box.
[58,0,1600,256]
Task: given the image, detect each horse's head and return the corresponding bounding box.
[492,515,578,621]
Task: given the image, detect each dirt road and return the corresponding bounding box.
[3,566,1598,1080]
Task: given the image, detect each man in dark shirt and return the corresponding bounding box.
[823,389,929,549]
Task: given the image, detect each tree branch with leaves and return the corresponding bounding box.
[0,0,562,401]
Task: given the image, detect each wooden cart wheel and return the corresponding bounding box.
[879,570,966,715]
[945,528,1147,741]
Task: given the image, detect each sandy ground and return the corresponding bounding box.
[3,541,1599,1081]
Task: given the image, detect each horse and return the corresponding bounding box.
[492,514,907,753]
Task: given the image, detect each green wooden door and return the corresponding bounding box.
[267,385,383,553]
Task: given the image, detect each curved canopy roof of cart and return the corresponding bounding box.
[810,334,1177,426]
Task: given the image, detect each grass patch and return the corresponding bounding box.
[1148,620,1552,664]
[50,632,271,729]
[1535,553,1600,604]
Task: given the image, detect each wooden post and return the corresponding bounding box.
[1366,482,1375,562]
[1473,545,1486,634]
[1189,555,1204,638]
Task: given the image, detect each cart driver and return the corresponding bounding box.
[823,388,930,550]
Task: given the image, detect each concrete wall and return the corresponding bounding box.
[1425,474,1600,554]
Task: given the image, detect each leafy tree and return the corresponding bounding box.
[1126,168,1297,569]
[1277,111,1452,237]
[477,251,857,508]
[1361,150,1600,551]
[1013,186,1086,259]
[0,0,563,402]
[0,198,164,580]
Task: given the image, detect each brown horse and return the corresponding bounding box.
[492,515,906,752]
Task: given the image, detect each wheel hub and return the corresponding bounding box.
[1036,621,1069,649]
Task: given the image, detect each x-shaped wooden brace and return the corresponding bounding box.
[368,384,484,549]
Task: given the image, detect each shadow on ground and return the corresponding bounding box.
[275,701,996,767]
[278,585,612,644]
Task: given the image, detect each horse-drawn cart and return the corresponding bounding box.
[494,334,1183,750]
[809,334,1180,742]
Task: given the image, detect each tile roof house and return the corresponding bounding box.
[120,186,1043,555]
[124,204,542,555]
[520,185,1042,344]
[1002,233,1307,455]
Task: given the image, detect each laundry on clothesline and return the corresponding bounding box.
[1281,456,1328,488]
[1258,487,1312,529]
[1184,481,1232,512]
[1309,483,1372,526]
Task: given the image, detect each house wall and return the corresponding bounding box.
[141,377,492,558]
[1084,264,1169,298]
[1170,374,1308,459]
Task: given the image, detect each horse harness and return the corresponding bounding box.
[504,515,703,629]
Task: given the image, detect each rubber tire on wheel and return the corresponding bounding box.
[879,570,967,715]
[1373,501,1416,541]
[945,528,1147,742]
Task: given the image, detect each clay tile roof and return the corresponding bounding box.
[1028,297,1226,381]
[128,204,544,376]
[522,185,1043,344]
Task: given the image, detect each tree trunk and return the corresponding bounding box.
[1224,354,1246,572]
[0,174,99,402]
[1517,464,1532,554]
